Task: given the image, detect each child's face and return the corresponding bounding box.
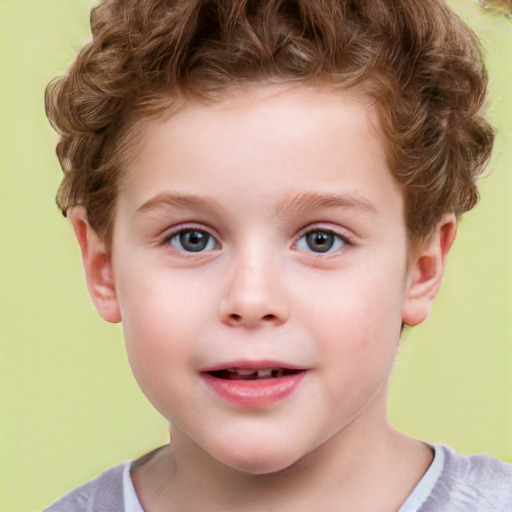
[94,86,429,473]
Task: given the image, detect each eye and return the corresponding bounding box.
[167,229,219,252]
[295,229,346,254]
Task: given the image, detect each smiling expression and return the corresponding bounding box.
[106,85,413,473]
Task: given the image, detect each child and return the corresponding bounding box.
[44,0,511,510]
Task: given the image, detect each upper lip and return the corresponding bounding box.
[200,360,308,373]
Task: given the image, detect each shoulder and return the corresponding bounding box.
[44,462,126,512]
[420,445,512,512]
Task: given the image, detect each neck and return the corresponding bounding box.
[133,391,433,511]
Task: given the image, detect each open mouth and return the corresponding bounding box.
[202,366,307,407]
[207,368,304,380]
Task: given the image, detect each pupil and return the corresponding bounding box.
[180,230,208,252]
[306,231,333,253]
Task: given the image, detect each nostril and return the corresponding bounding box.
[228,313,276,324]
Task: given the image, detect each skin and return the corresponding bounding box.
[70,85,456,511]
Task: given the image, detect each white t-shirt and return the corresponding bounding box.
[123,461,145,512]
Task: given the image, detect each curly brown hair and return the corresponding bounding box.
[45,0,494,245]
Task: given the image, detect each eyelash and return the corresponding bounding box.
[161,226,220,253]
[160,226,353,255]
[293,227,353,256]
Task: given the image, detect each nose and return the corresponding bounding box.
[219,254,289,328]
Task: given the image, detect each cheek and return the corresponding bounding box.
[116,264,224,379]
[115,270,198,380]
[119,295,200,419]
[299,263,404,324]
[295,264,405,366]
[118,259,210,331]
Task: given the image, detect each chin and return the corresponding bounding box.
[225,456,299,475]
[211,441,306,475]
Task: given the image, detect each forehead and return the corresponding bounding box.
[119,84,403,225]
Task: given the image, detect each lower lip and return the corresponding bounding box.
[202,372,306,408]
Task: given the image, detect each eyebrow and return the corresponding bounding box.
[135,191,379,218]
[274,192,379,218]
[136,193,217,216]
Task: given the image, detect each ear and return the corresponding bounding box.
[68,207,121,323]
[402,214,457,327]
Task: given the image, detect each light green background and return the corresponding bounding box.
[1,1,510,510]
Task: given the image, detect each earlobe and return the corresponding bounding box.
[402,214,457,326]
[68,207,121,323]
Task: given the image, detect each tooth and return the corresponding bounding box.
[237,369,257,376]
[257,369,272,378]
